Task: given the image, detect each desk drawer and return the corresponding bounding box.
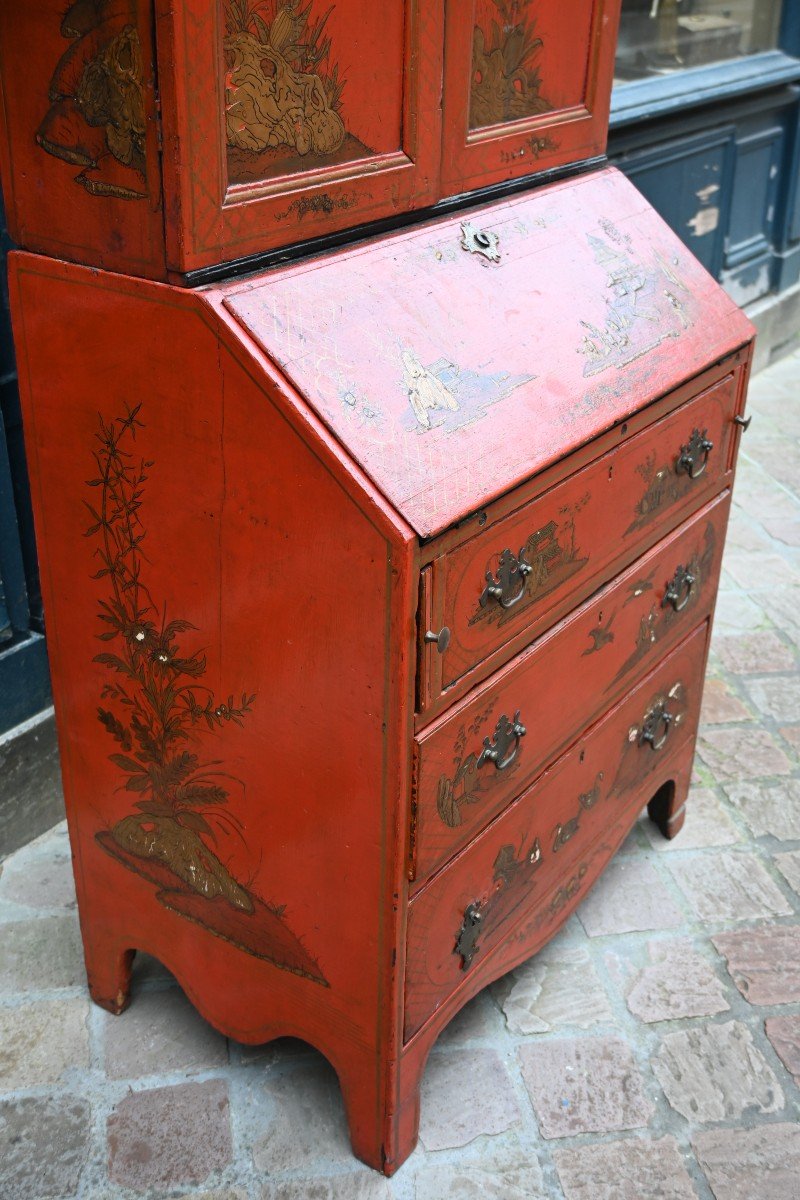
[405,623,708,1040]
[411,493,729,887]
[426,371,738,696]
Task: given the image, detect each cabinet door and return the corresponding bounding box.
[441,0,620,194]
[159,0,444,274]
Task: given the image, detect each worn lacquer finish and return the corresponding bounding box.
[226,168,753,537]
[0,0,444,277]
[0,0,164,277]
[10,252,418,1172]
[155,0,445,272]
[430,369,739,692]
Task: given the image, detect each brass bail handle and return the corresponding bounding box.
[480,547,533,611]
[676,428,714,480]
[663,564,696,613]
[478,710,527,771]
[640,703,673,751]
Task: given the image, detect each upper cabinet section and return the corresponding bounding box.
[158,0,444,274]
[441,0,621,192]
[0,1,623,280]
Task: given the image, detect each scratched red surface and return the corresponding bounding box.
[225,167,753,538]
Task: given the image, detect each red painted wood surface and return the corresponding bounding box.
[10,252,419,1171]
[156,0,445,273]
[396,743,695,1136]
[406,622,708,1039]
[7,166,754,1172]
[441,0,621,192]
[226,168,754,537]
[431,369,739,691]
[412,492,730,886]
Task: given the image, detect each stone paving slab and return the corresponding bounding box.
[2,351,800,1197]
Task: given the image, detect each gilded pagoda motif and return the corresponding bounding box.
[470,513,587,628]
[470,0,552,129]
[87,403,327,984]
[578,223,695,378]
[37,0,147,199]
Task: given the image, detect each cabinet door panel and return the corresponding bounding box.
[160,0,444,273]
[441,0,620,193]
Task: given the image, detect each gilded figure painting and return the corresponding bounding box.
[37,0,147,200]
[87,403,327,985]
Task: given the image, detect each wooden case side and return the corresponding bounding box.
[0,0,166,278]
[9,251,418,1171]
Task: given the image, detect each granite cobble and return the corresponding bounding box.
[3,351,800,1196]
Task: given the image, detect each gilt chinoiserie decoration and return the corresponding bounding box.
[10,162,754,1174]
[469,0,553,130]
[87,403,326,982]
[37,0,147,200]
[223,1,365,180]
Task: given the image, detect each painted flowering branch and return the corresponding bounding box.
[86,404,255,843]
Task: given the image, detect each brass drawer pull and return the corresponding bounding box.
[640,700,673,752]
[478,710,526,771]
[676,428,714,480]
[480,547,533,610]
[662,564,696,613]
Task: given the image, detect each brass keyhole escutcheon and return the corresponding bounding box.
[460,220,501,263]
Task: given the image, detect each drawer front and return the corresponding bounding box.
[429,371,738,693]
[405,624,708,1040]
[413,493,729,887]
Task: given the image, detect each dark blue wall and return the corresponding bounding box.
[0,198,51,735]
[610,10,800,310]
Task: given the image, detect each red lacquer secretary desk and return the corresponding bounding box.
[1,0,752,1175]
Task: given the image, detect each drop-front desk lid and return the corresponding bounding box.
[223,167,754,540]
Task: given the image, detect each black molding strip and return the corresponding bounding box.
[182,155,608,288]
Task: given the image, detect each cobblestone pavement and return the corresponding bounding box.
[2,351,800,1199]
